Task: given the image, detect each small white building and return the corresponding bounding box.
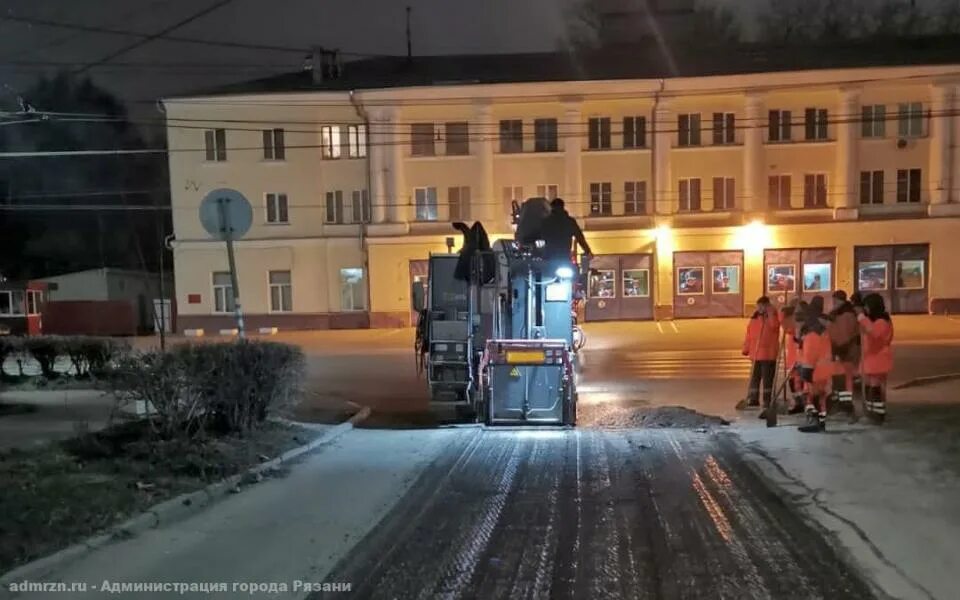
[38,268,174,333]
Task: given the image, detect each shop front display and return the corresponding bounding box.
[673,251,744,318]
[584,254,654,322]
[763,248,836,309]
[855,244,929,313]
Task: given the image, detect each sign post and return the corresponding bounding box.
[200,189,253,339]
[217,198,245,337]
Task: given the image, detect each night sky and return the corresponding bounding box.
[0,0,577,105]
[0,0,944,106]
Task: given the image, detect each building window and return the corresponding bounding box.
[351,190,370,223]
[445,122,469,155]
[26,290,42,315]
[415,187,438,221]
[500,119,523,153]
[262,128,285,160]
[536,184,559,200]
[897,168,922,203]
[712,177,736,210]
[623,269,650,297]
[325,190,344,224]
[804,108,828,141]
[768,110,792,142]
[623,116,646,148]
[678,178,702,212]
[503,185,523,205]
[204,128,226,161]
[590,270,615,298]
[898,103,924,138]
[0,290,24,316]
[534,118,558,152]
[212,272,234,314]
[712,112,736,145]
[624,181,647,215]
[860,171,884,205]
[448,186,470,222]
[678,113,701,147]
[803,174,828,208]
[340,268,366,311]
[321,125,341,159]
[768,175,791,209]
[347,124,368,158]
[411,123,435,156]
[588,117,611,150]
[265,192,289,224]
[862,105,886,138]
[589,182,612,216]
[268,271,293,313]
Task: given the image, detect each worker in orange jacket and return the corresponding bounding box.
[779,299,805,414]
[827,290,861,414]
[797,297,834,432]
[742,296,781,419]
[857,293,894,424]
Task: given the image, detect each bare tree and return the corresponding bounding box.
[759,0,937,42]
[562,0,742,50]
[869,0,927,37]
[759,0,869,42]
[936,0,960,34]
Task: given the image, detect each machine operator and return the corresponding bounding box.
[540,198,593,263]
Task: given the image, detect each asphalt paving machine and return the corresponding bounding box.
[413,199,584,425]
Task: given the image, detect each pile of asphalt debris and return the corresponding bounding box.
[587,405,731,429]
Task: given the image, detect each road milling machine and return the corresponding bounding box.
[413,198,587,425]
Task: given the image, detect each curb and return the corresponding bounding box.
[0,406,371,588]
[893,372,960,390]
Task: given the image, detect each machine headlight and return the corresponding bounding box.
[555,266,574,279]
[545,282,570,302]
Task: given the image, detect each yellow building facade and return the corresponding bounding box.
[165,59,960,332]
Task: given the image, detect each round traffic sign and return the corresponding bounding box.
[199,188,253,240]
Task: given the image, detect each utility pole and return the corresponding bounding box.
[406,6,412,63]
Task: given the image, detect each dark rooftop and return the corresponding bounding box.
[196,36,960,97]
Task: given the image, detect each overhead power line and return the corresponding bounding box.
[0,61,300,71]
[3,107,960,157]
[0,14,397,58]
[8,105,960,137]
[74,0,238,74]
[3,0,175,61]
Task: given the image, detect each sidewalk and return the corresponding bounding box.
[733,379,960,600]
[0,390,116,451]
[0,428,458,600]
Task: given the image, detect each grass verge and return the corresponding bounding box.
[0,420,324,574]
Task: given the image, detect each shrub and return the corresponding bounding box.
[190,341,305,434]
[111,341,304,439]
[62,336,129,377]
[0,336,22,380]
[22,336,65,379]
[112,350,209,439]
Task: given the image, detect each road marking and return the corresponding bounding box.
[670,321,680,333]
[656,321,664,334]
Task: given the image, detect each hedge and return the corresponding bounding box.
[111,341,305,439]
[0,335,128,380]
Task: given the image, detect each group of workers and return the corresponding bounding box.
[743,290,894,432]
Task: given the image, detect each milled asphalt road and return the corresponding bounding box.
[318,428,876,600]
